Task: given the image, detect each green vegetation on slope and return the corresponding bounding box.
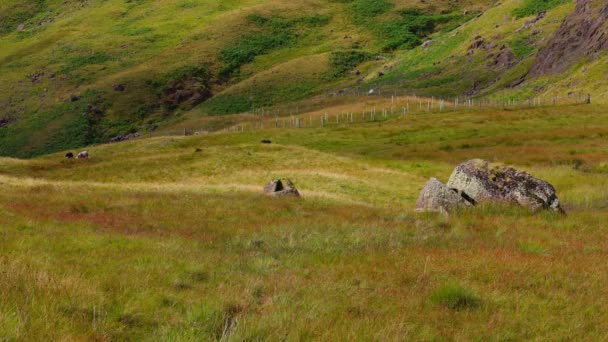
[374,9,476,51]
[218,13,329,79]
[0,90,106,158]
[513,0,569,18]
[0,0,46,35]
[326,50,371,80]
[0,0,503,158]
[2,0,607,159]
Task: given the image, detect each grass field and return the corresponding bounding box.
[1,103,607,340]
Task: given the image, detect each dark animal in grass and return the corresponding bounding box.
[76,151,89,159]
[65,152,74,159]
[195,148,203,152]
[263,179,300,197]
[261,139,272,144]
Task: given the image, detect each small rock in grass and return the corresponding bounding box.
[421,40,434,48]
[264,179,300,197]
[172,279,191,290]
[415,178,474,213]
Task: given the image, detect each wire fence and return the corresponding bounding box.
[150,92,591,138]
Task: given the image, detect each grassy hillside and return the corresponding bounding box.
[1,103,608,339]
[6,0,606,158]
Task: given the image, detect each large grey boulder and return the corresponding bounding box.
[416,178,474,213]
[263,179,300,198]
[446,159,564,214]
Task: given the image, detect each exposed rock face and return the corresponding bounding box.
[530,0,608,76]
[488,47,515,68]
[421,40,434,48]
[467,36,486,54]
[109,132,140,143]
[515,11,547,33]
[263,179,300,197]
[27,71,44,83]
[446,159,564,214]
[415,178,474,213]
[160,77,211,112]
[0,116,16,128]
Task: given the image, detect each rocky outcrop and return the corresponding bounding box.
[530,0,608,76]
[263,179,300,197]
[415,178,474,213]
[109,132,140,143]
[488,46,515,68]
[416,160,565,214]
[160,77,212,111]
[515,11,547,33]
[467,36,487,55]
[0,116,16,128]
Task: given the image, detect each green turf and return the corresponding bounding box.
[0,103,607,339]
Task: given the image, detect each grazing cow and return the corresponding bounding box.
[76,151,89,159]
[65,152,74,159]
[261,139,272,144]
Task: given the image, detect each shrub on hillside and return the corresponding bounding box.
[219,13,331,79]
[326,50,371,80]
[513,0,568,18]
[350,0,393,24]
[351,6,473,51]
[219,31,295,79]
[510,36,535,59]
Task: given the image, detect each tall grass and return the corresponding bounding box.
[1,104,608,339]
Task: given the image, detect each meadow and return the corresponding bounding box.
[1,103,607,340]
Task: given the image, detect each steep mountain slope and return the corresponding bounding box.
[531,0,608,76]
[0,0,606,158]
[0,0,495,157]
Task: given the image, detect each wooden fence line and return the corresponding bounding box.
[154,93,592,137]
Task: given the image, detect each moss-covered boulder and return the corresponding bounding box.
[446,159,565,214]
